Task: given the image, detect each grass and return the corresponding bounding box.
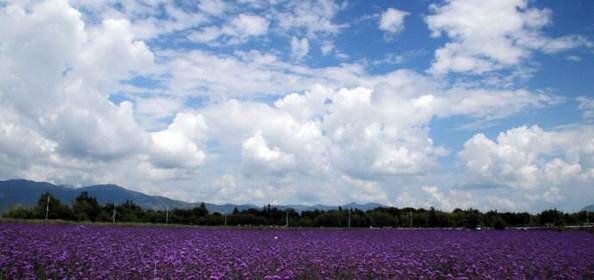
[0,218,300,230]
[0,218,196,228]
[1,218,593,233]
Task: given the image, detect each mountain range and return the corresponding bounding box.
[0,179,382,214]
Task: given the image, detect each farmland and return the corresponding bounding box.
[1,223,593,279]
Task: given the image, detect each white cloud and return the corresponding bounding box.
[78,18,155,85]
[187,26,224,43]
[69,1,208,40]
[200,84,446,181]
[198,0,227,16]
[459,125,594,208]
[566,55,581,62]
[150,112,207,169]
[342,175,389,205]
[426,0,592,75]
[378,8,408,35]
[134,97,184,129]
[533,35,593,54]
[290,36,310,60]
[230,14,269,36]
[187,14,269,45]
[0,0,153,161]
[202,98,330,176]
[421,186,474,211]
[317,86,444,176]
[198,79,558,182]
[241,132,296,173]
[0,117,58,172]
[577,96,594,121]
[185,0,346,45]
[320,41,335,56]
[435,88,564,122]
[159,49,332,98]
[275,0,346,35]
[0,0,588,211]
[158,50,476,102]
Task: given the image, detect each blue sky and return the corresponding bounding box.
[0,0,593,212]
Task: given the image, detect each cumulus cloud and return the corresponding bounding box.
[0,0,153,161]
[150,113,207,169]
[378,8,408,36]
[242,132,296,174]
[426,0,593,75]
[134,97,184,129]
[0,0,566,205]
[0,0,589,211]
[78,18,155,85]
[459,125,594,208]
[421,186,474,211]
[196,79,558,187]
[342,175,389,204]
[0,0,210,186]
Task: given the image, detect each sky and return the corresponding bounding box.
[0,0,593,212]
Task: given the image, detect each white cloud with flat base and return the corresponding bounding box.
[0,0,592,212]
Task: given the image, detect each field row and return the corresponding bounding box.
[1,224,593,279]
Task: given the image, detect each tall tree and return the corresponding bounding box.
[34,192,71,220]
[72,192,101,221]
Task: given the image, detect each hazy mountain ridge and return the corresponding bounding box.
[0,179,382,214]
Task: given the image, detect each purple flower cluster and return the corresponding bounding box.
[1,224,593,279]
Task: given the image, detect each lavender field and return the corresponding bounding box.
[1,224,593,279]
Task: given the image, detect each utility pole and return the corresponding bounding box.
[112,202,116,224]
[347,208,351,229]
[165,207,169,225]
[224,213,227,226]
[285,210,289,227]
[45,195,50,220]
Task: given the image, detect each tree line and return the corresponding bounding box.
[2,192,592,229]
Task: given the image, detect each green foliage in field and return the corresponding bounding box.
[2,193,591,229]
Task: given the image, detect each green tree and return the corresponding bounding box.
[368,211,395,227]
[117,200,144,222]
[190,203,209,224]
[539,209,564,226]
[72,192,101,221]
[492,215,507,230]
[3,205,33,219]
[34,192,72,220]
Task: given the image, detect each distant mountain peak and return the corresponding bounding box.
[83,184,128,191]
[0,179,387,214]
